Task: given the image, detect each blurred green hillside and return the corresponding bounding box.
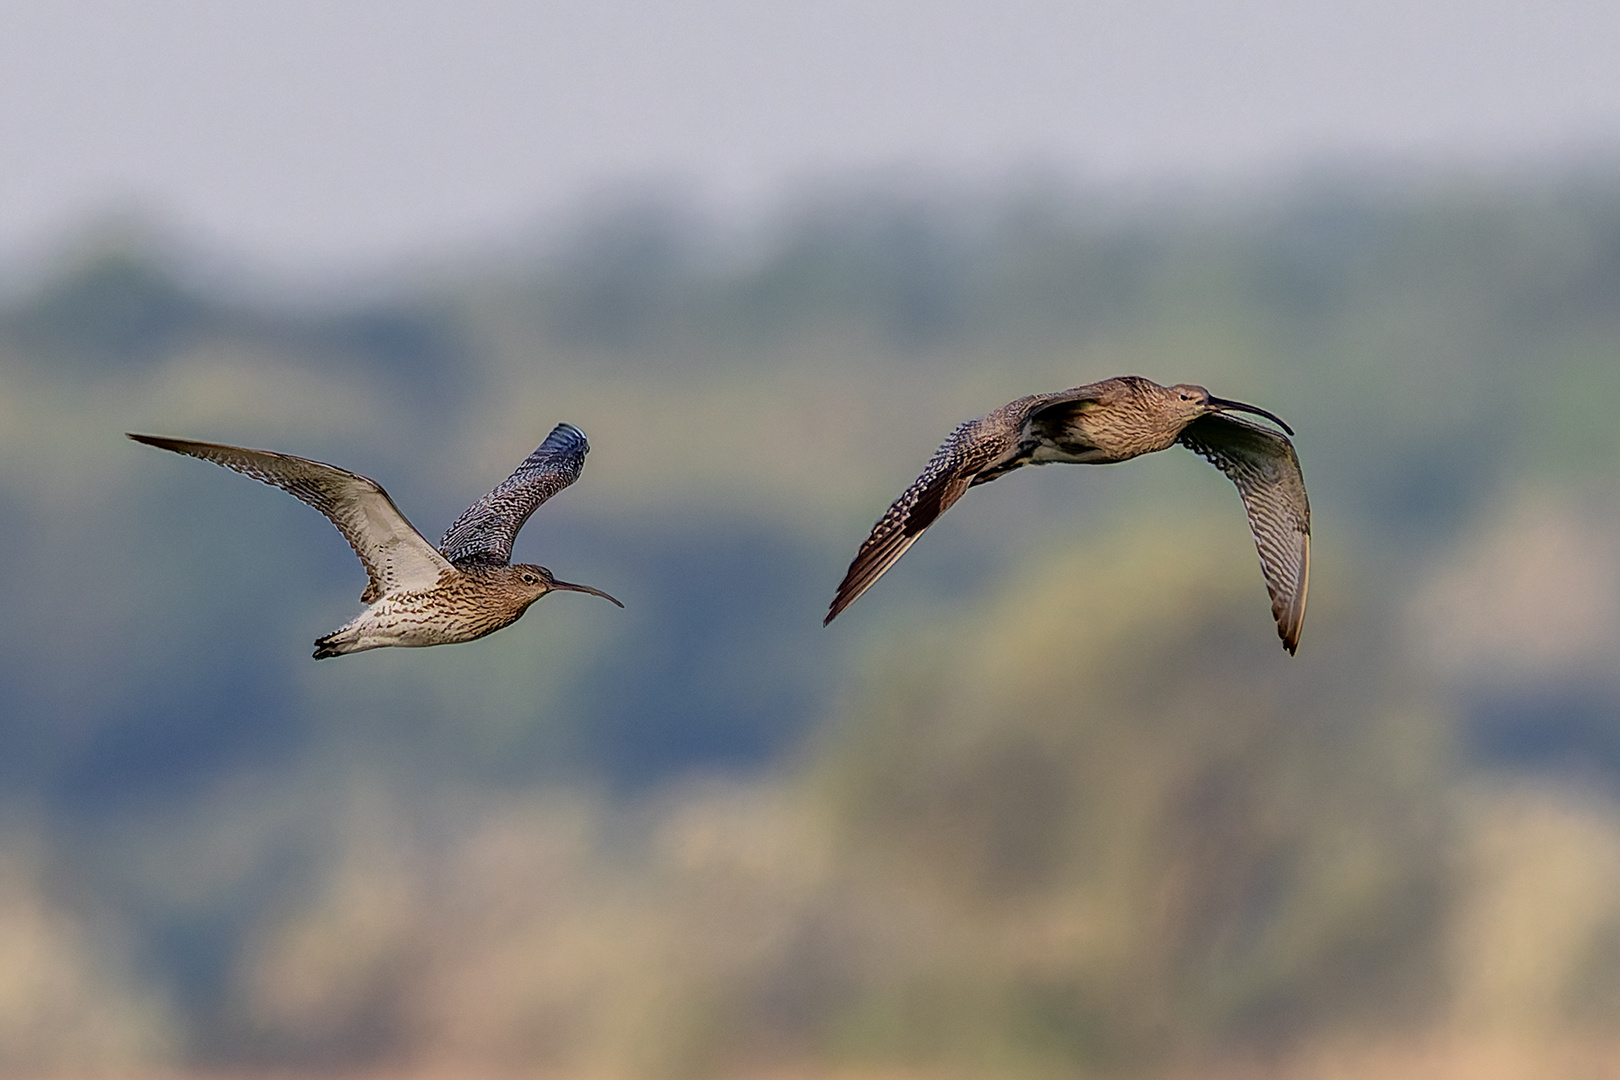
[1,174,1620,1078]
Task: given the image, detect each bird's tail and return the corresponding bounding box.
[312,627,362,660]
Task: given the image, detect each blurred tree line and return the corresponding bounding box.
[0,171,1619,1076]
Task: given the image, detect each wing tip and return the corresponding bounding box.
[127,432,214,459]
[824,529,925,627]
[1277,533,1310,655]
[1274,598,1304,653]
[543,422,589,455]
[823,546,888,626]
[1279,604,1304,653]
[823,576,864,626]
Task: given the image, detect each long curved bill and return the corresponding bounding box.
[1207,396,1295,437]
[549,578,625,607]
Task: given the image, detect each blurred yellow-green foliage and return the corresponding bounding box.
[3,176,1620,1078]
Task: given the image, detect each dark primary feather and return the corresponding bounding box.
[825,407,1027,625]
[439,423,589,567]
[826,386,1119,624]
[126,433,452,604]
[1177,413,1311,653]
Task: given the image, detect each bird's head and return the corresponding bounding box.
[506,564,624,609]
[1168,383,1294,435]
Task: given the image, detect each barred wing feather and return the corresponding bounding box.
[127,434,451,604]
[825,417,1002,624]
[439,423,589,567]
[1177,414,1311,653]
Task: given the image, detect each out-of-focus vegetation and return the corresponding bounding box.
[2,172,1620,1078]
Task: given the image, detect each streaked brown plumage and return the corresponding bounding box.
[825,376,1311,653]
[128,424,622,659]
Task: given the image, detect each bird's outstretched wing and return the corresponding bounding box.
[825,399,1046,624]
[438,423,589,567]
[128,434,452,604]
[1177,414,1311,653]
[825,384,1123,625]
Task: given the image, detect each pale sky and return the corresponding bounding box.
[3,0,1619,275]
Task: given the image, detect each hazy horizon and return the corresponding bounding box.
[4,0,1620,279]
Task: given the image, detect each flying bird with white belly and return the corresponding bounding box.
[129,423,622,658]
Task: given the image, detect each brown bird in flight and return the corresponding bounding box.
[825,376,1311,653]
[129,424,622,659]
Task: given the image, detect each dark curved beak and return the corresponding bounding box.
[1206,396,1295,437]
[548,579,625,607]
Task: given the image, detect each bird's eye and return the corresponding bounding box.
[522,573,537,584]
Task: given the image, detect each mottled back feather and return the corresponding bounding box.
[1177,413,1311,653]
[438,423,589,568]
[127,434,452,604]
